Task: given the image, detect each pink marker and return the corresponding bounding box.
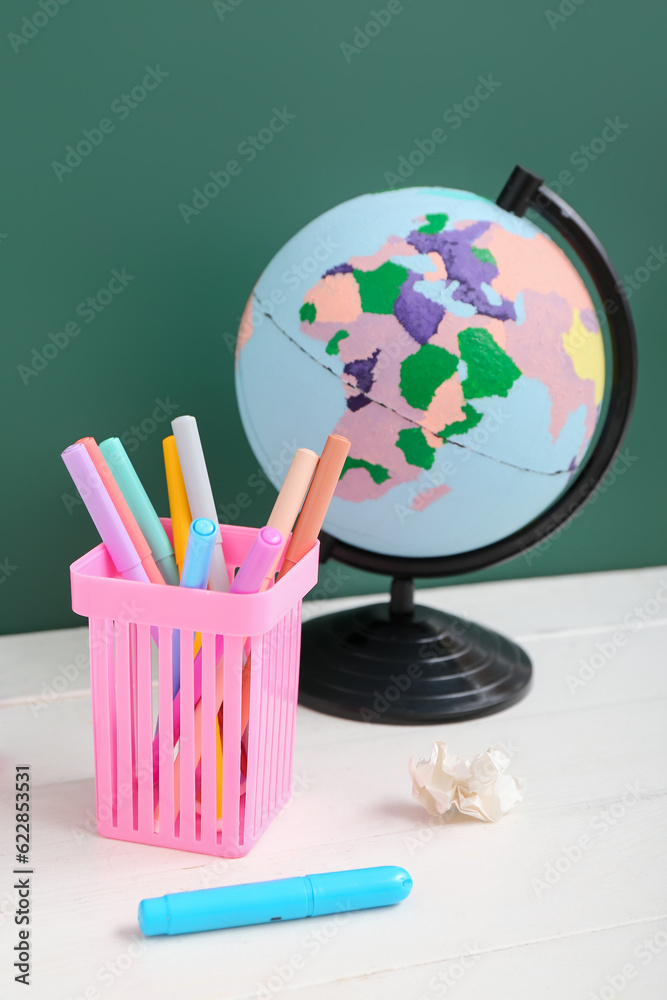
[77,437,165,585]
[62,443,151,583]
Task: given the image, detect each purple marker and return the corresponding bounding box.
[62,443,150,583]
[230,526,284,594]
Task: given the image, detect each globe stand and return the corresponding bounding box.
[293,165,637,725]
[299,578,532,724]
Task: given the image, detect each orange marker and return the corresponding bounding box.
[277,435,350,579]
[239,447,319,735]
[77,437,164,585]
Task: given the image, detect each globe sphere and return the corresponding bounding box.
[235,187,605,558]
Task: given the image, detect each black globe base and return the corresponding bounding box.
[298,579,532,724]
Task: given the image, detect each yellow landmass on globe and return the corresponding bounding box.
[562,310,605,405]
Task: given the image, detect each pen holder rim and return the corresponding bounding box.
[69,521,319,636]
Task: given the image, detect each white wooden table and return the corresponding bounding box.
[1,567,666,999]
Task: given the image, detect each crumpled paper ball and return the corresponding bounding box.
[409,741,526,822]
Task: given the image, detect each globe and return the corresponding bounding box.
[235,186,605,561]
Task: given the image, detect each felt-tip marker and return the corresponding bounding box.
[138,866,413,936]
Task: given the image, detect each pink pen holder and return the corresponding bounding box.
[70,521,319,858]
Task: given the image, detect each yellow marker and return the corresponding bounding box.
[163,436,202,659]
[216,718,223,819]
[163,436,192,576]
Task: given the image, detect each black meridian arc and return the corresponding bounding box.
[297,166,637,724]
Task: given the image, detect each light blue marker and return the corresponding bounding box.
[99,437,179,585]
[152,518,217,772]
[171,517,217,696]
[180,517,217,590]
[138,866,413,936]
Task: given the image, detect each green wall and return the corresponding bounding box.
[1,0,663,634]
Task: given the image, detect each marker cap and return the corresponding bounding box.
[230,527,283,595]
[138,896,169,936]
[172,415,229,592]
[267,448,319,539]
[180,518,217,591]
[309,866,413,915]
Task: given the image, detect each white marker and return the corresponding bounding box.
[171,415,230,592]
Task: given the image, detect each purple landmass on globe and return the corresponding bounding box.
[347,393,371,411]
[408,221,517,322]
[344,349,380,393]
[394,271,444,344]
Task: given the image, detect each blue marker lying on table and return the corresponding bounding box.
[138,866,413,936]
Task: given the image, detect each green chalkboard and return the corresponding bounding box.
[1,0,663,634]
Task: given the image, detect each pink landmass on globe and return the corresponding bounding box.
[334,400,443,502]
[423,252,448,283]
[235,290,255,362]
[504,289,598,444]
[423,374,466,433]
[476,225,595,315]
[410,483,452,511]
[348,236,417,271]
[308,272,362,323]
